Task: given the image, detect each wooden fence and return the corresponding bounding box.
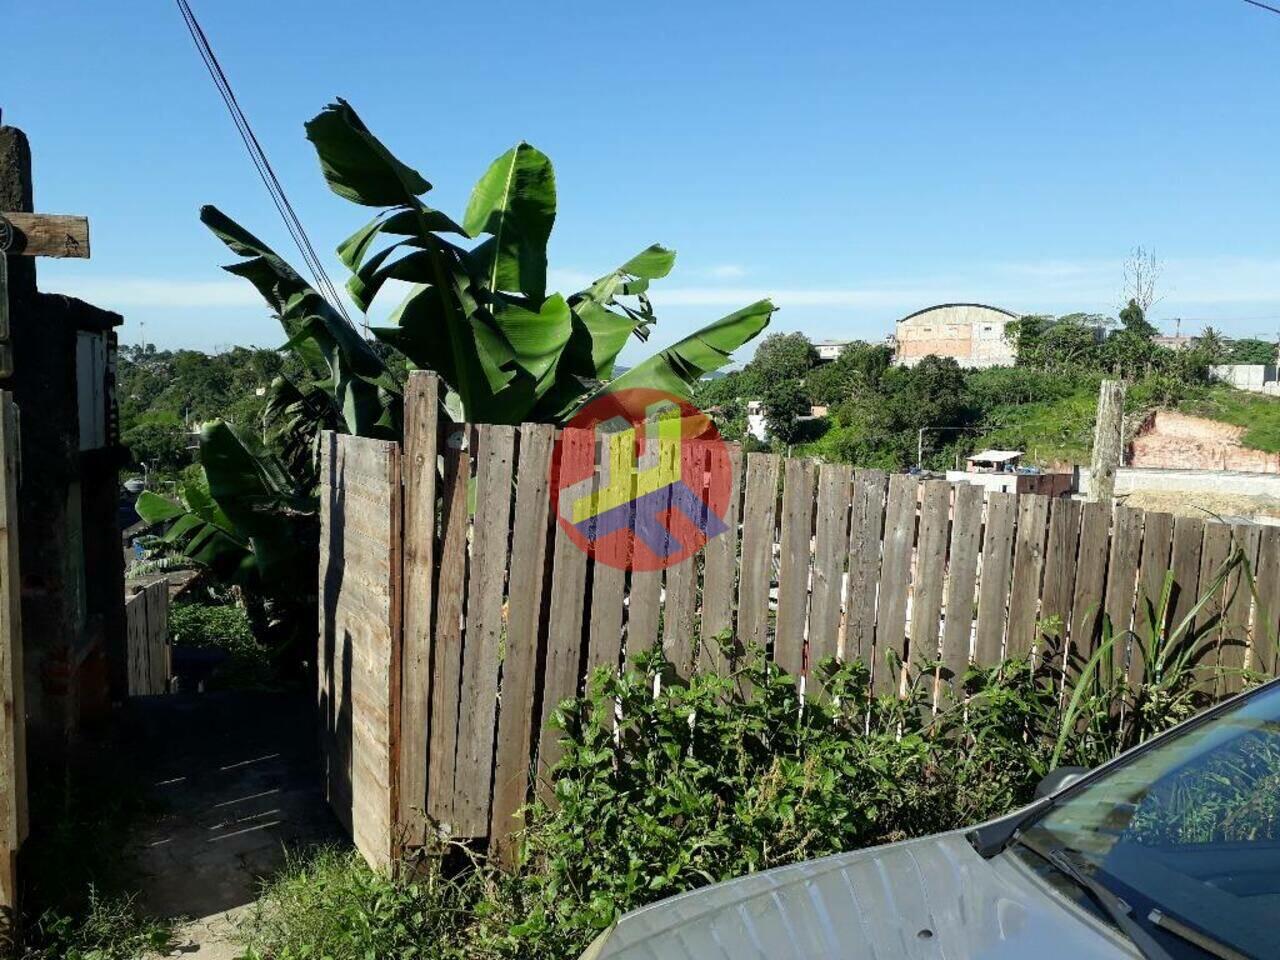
[0,392,25,917]
[319,373,1280,871]
[124,580,170,697]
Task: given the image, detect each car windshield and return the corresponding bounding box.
[1020,681,1280,959]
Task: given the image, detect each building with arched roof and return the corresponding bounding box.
[894,303,1019,368]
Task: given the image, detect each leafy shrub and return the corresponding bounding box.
[239,583,1253,960]
[15,891,172,960]
[169,600,272,688]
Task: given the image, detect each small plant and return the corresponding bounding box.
[15,891,173,960]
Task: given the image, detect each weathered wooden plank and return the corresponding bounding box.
[1167,516,1204,640]
[774,458,816,680]
[807,463,852,696]
[586,428,629,678]
[1195,521,1234,693]
[0,392,25,914]
[974,491,1017,666]
[873,474,918,695]
[425,430,471,828]
[1221,523,1261,695]
[1005,494,1050,661]
[842,470,888,664]
[1103,505,1144,680]
[909,480,950,683]
[737,453,781,655]
[661,439,710,675]
[453,425,515,837]
[536,429,591,800]
[1136,512,1174,638]
[1069,500,1111,663]
[1251,525,1280,678]
[321,434,402,870]
[626,569,661,666]
[489,424,555,862]
[700,444,743,675]
[1038,498,1082,673]
[939,482,983,691]
[0,212,90,258]
[398,372,438,848]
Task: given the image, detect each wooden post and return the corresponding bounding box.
[398,371,439,853]
[1089,379,1125,503]
[0,392,25,918]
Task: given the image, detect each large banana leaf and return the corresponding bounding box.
[137,423,317,594]
[200,205,402,440]
[582,298,778,409]
[135,471,256,585]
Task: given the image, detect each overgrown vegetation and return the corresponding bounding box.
[237,552,1261,960]
[698,305,1280,468]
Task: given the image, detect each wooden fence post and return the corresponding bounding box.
[399,371,439,853]
[0,392,25,918]
[1089,379,1125,503]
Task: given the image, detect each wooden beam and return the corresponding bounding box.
[0,213,90,259]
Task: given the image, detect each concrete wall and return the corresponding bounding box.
[895,303,1018,368]
[1210,364,1280,396]
[1080,465,1280,499]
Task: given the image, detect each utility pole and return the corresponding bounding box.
[1089,379,1126,503]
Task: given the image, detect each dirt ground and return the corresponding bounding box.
[126,691,341,958]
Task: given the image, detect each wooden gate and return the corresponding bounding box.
[0,392,26,916]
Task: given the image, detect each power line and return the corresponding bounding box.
[173,0,360,332]
[1244,0,1280,15]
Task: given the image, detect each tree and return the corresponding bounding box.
[1197,326,1228,364]
[804,341,892,405]
[123,413,191,474]
[1118,299,1157,341]
[1227,337,1278,365]
[1121,245,1161,316]
[761,379,810,445]
[741,333,817,395]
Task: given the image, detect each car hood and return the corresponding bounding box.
[581,830,1132,960]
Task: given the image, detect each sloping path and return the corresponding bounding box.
[127,691,341,958]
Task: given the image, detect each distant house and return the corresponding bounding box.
[894,303,1020,368]
[1153,335,1198,352]
[814,340,852,362]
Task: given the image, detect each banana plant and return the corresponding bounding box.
[303,98,775,423]
[139,97,774,619]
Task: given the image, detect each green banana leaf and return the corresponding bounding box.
[200,205,402,440]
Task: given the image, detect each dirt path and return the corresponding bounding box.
[126,691,341,958]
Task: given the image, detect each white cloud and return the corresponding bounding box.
[707,264,747,280]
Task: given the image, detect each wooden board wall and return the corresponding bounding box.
[319,431,402,872]
[124,580,170,697]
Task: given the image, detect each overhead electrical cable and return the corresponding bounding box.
[173,0,362,332]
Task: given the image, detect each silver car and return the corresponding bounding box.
[582,679,1280,959]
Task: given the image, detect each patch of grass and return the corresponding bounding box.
[170,599,273,690]
[15,890,173,960]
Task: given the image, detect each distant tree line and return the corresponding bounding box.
[695,303,1279,470]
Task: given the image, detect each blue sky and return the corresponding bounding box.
[9,0,1280,363]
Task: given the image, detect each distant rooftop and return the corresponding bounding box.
[968,449,1023,464]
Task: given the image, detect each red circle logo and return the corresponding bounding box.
[550,388,732,572]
